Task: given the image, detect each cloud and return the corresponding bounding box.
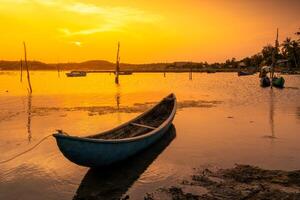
[59,24,119,36]
[64,2,102,14]
[9,0,161,36]
[70,41,82,47]
[59,3,161,36]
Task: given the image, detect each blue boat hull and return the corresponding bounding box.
[54,123,173,167]
[53,93,177,168]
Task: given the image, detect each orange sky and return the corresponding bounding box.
[0,0,299,63]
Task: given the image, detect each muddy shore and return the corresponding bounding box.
[137,164,300,200]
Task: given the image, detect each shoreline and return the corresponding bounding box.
[1,69,299,74]
[141,164,300,200]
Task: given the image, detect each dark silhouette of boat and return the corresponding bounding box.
[272,76,285,88]
[260,76,271,87]
[260,29,285,88]
[238,71,255,76]
[114,71,133,75]
[53,93,177,167]
[66,71,87,77]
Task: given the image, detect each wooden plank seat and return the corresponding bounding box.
[131,122,156,130]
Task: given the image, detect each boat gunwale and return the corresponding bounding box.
[53,93,176,144]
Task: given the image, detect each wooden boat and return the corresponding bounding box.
[53,93,177,168]
[238,71,254,76]
[206,70,216,73]
[66,71,87,77]
[260,76,271,87]
[113,71,133,75]
[272,76,285,88]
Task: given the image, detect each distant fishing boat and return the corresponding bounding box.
[260,69,285,88]
[113,71,133,75]
[237,62,255,76]
[260,76,271,87]
[206,70,216,73]
[272,76,285,88]
[53,93,177,168]
[260,29,285,88]
[281,69,300,75]
[66,71,87,77]
[260,66,271,87]
[238,71,254,76]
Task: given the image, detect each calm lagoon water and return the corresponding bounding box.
[0,71,299,199]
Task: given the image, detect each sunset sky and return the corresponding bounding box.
[0,0,299,63]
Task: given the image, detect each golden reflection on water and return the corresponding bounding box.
[0,71,300,200]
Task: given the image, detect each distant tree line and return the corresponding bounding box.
[168,28,300,70]
[0,28,299,71]
[240,28,300,69]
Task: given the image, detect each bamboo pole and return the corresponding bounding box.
[23,42,32,93]
[115,42,120,84]
[20,59,23,82]
[270,28,279,88]
[57,64,60,78]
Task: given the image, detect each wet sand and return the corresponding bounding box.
[143,165,300,200]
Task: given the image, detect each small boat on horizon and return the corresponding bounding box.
[66,71,87,77]
[238,71,255,76]
[53,93,177,168]
[113,71,133,75]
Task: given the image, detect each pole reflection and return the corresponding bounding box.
[115,84,121,124]
[27,93,32,142]
[269,89,275,139]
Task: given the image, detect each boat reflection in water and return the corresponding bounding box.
[73,125,176,200]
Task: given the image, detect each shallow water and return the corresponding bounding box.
[0,71,299,199]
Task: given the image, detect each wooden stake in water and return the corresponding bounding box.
[115,42,120,84]
[57,64,60,78]
[23,42,32,93]
[20,59,23,82]
[189,68,193,80]
[270,28,279,89]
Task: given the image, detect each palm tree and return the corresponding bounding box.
[291,40,299,68]
[296,28,300,36]
[281,37,298,68]
[262,44,275,65]
[281,37,292,57]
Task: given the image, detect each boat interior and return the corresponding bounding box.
[88,95,175,140]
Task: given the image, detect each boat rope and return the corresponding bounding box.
[0,134,53,164]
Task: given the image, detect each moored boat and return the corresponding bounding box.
[260,76,271,87]
[238,71,254,76]
[113,71,133,75]
[66,71,87,77]
[272,76,285,88]
[53,93,177,168]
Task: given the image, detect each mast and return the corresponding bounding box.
[270,28,279,88]
[115,42,120,84]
